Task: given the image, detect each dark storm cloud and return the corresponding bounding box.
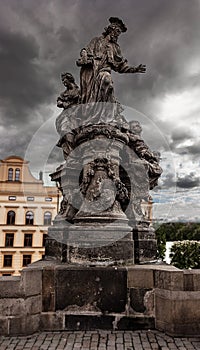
[177,174,199,189]
[169,138,200,159]
[171,128,191,143]
[186,143,200,157]
[0,0,200,164]
[0,28,55,125]
[168,127,193,152]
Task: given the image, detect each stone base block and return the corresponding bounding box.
[68,240,134,265]
[42,264,127,313]
[46,225,134,265]
[155,289,200,336]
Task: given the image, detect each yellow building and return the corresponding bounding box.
[0,156,58,276]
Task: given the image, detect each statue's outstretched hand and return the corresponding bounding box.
[136,64,146,73]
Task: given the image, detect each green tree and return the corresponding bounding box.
[170,240,200,269]
[193,228,200,240]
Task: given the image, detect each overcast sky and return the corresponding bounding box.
[0,0,200,222]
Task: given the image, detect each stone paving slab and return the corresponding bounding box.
[0,330,200,350]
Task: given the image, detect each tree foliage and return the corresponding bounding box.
[170,240,200,269]
[154,222,200,261]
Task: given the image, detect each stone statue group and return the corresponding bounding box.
[55,17,162,225]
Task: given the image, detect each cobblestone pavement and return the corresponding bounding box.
[0,330,200,350]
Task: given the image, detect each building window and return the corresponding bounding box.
[43,233,48,246]
[5,233,14,247]
[44,212,52,226]
[15,168,20,181]
[24,233,33,247]
[25,211,34,225]
[45,197,52,202]
[7,211,15,225]
[23,255,31,267]
[3,255,13,267]
[8,168,13,181]
[27,197,34,201]
[8,196,16,201]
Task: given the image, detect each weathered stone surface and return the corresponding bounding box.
[184,270,200,291]
[134,238,157,263]
[45,235,67,262]
[65,314,114,331]
[127,266,154,288]
[25,295,42,314]
[64,313,155,331]
[2,263,200,336]
[20,267,42,296]
[0,295,42,317]
[9,314,40,335]
[143,289,155,316]
[129,288,151,313]
[0,318,9,336]
[154,269,183,290]
[68,238,134,265]
[42,266,56,312]
[0,277,22,298]
[55,266,127,313]
[155,289,200,336]
[117,315,155,330]
[47,225,134,265]
[0,298,25,316]
[40,312,64,331]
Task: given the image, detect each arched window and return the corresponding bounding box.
[8,168,13,181]
[15,168,20,181]
[44,211,52,226]
[25,211,34,225]
[7,211,15,225]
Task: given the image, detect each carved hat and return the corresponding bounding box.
[109,17,127,32]
[61,72,75,83]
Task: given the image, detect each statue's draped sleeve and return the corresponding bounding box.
[108,42,136,73]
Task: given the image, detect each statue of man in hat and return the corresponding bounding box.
[77,17,146,105]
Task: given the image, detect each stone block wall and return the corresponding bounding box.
[0,261,200,336]
[0,267,42,335]
[154,268,200,336]
[128,265,200,336]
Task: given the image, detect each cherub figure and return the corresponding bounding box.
[57,72,80,110]
[56,73,80,159]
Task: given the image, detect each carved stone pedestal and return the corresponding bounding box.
[46,125,138,265]
[46,222,134,265]
[46,121,162,265]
